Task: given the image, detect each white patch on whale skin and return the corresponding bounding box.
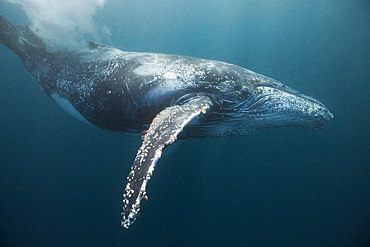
[51,93,94,127]
[132,54,167,77]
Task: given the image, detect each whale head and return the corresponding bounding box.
[182,68,334,138]
[239,77,333,130]
[208,71,334,137]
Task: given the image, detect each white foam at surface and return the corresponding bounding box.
[3,0,107,49]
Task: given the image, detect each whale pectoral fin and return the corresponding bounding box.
[121,95,213,228]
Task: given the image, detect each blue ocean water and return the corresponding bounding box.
[0,0,369,246]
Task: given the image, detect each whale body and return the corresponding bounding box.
[0,16,333,228]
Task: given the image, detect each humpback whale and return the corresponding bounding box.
[0,16,333,228]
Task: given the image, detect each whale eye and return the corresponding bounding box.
[240,83,253,95]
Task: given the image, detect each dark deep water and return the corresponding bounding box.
[0,0,369,246]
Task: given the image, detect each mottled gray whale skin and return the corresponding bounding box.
[0,16,333,228]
